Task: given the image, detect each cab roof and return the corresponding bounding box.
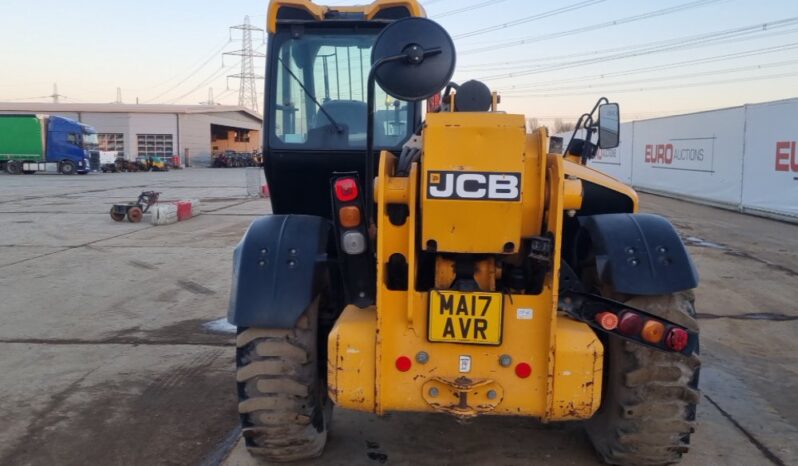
[267,0,425,33]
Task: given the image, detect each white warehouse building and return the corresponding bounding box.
[0,102,263,166]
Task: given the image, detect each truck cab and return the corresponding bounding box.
[46,116,94,174]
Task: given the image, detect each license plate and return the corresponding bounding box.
[428,291,503,345]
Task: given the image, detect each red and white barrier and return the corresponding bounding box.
[150,199,201,225]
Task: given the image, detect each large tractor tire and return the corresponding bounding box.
[235,299,331,462]
[586,291,700,466]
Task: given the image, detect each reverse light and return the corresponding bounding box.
[617,311,643,336]
[335,178,359,202]
[395,355,412,372]
[666,327,689,352]
[339,206,361,228]
[514,362,532,379]
[641,320,666,344]
[341,230,367,255]
[595,311,619,330]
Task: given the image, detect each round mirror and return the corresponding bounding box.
[371,17,456,102]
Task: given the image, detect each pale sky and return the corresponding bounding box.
[1,0,797,123]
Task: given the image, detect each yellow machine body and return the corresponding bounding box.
[329,110,613,420]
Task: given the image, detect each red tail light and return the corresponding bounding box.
[595,311,618,330]
[665,328,689,352]
[335,178,359,202]
[617,311,643,336]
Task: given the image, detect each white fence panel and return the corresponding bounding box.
[741,98,798,218]
[630,108,745,206]
[554,123,633,183]
[589,122,633,184]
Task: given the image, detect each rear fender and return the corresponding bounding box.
[578,213,698,295]
[227,215,330,328]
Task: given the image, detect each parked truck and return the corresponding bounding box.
[0,114,96,175]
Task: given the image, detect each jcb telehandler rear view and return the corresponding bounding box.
[228,2,701,464]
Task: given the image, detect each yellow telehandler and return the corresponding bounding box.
[228,2,700,464]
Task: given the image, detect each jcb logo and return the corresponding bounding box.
[427,171,521,201]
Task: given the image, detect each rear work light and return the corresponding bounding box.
[339,206,361,228]
[341,231,366,255]
[335,178,359,202]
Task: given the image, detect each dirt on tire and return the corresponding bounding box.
[235,299,330,462]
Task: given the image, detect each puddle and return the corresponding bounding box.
[684,236,727,250]
[203,318,236,334]
[698,312,798,322]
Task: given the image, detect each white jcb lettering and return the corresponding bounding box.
[455,173,486,198]
[427,171,521,200]
[488,174,519,199]
[428,173,454,198]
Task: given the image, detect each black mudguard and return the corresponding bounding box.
[228,215,330,328]
[579,213,698,295]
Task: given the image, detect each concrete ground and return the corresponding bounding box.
[0,169,796,466]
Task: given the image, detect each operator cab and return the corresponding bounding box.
[264,2,424,217]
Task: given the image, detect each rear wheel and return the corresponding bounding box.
[586,291,700,466]
[127,207,143,223]
[235,299,331,462]
[60,160,76,175]
[110,208,125,222]
[5,161,22,175]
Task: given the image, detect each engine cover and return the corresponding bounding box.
[421,112,527,253]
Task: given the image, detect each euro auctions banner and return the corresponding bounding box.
[741,98,798,217]
[631,108,746,206]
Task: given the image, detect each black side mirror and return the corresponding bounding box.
[371,17,456,102]
[598,103,620,149]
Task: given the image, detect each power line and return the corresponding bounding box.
[460,0,726,54]
[167,60,241,104]
[458,19,798,71]
[474,18,798,81]
[501,56,798,95]
[432,0,510,19]
[145,39,232,103]
[505,70,798,98]
[0,95,50,102]
[453,0,605,39]
[499,41,798,92]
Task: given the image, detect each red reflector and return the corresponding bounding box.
[595,311,619,330]
[666,328,689,352]
[335,178,359,202]
[515,362,532,379]
[618,311,643,336]
[395,356,412,372]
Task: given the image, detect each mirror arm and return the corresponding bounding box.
[364,47,443,235]
[564,113,589,157]
[364,53,408,246]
